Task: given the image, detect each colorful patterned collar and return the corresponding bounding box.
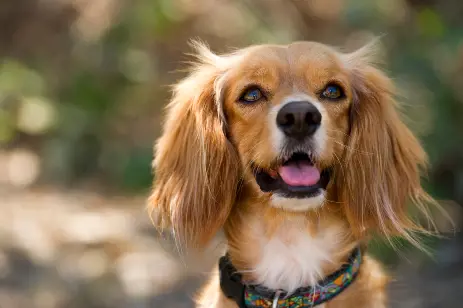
[219,247,362,308]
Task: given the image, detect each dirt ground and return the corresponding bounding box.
[1,187,462,308]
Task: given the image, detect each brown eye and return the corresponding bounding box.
[240,88,263,103]
[321,84,344,100]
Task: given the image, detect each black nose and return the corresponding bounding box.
[276,101,322,139]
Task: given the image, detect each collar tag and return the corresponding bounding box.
[272,290,282,308]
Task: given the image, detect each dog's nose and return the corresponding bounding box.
[276,101,322,139]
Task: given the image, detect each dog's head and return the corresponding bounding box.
[149,41,432,248]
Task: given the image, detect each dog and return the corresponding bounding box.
[149,40,437,308]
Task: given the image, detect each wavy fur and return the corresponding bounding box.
[149,40,440,308]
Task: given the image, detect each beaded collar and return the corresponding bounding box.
[219,247,362,308]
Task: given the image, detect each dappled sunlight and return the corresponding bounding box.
[0,0,462,307]
[0,189,206,307]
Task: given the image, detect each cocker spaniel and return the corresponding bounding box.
[149,40,436,308]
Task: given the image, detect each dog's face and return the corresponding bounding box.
[222,43,352,210]
[150,41,432,248]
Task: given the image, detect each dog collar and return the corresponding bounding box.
[219,247,362,308]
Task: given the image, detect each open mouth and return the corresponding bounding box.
[252,152,330,199]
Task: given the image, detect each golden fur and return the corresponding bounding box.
[149,40,436,308]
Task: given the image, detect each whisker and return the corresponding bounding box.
[326,128,350,138]
[326,136,373,155]
[332,152,345,174]
[323,198,344,204]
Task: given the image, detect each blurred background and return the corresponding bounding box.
[1,0,463,307]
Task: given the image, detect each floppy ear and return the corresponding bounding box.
[339,44,434,243]
[148,44,240,248]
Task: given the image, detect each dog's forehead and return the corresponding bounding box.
[245,42,339,62]
[230,43,346,90]
[238,42,344,74]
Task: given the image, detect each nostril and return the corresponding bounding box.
[283,113,294,127]
[306,110,321,125]
[277,109,296,128]
[305,112,311,126]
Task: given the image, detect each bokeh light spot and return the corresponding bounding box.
[7,149,41,187]
[16,97,57,135]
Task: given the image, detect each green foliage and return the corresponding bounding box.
[1,2,462,241]
[120,147,154,191]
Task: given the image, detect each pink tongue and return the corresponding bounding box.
[278,161,320,186]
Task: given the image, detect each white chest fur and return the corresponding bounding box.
[251,216,344,294]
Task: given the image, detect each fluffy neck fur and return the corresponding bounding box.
[224,190,358,293]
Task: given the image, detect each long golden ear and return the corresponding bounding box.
[339,45,435,244]
[149,45,240,249]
